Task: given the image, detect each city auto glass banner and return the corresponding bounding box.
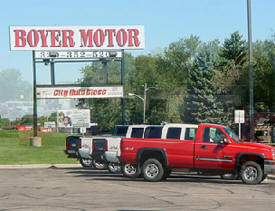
[37,86,123,99]
[9,25,145,51]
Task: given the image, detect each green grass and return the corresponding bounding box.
[0,130,79,165]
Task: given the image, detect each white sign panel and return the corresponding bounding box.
[44,121,56,128]
[9,25,145,51]
[234,110,245,124]
[35,51,122,59]
[57,109,90,128]
[37,86,123,99]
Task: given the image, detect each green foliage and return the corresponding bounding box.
[0,118,10,127]
[253,39,275,112]
[0,69,32,103]
[183,41,224,124]
[75,32,274,129]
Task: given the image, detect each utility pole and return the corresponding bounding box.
[247,0,254,140]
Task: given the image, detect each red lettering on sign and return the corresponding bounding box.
[94,29,105,47]
[27,30,39,47]
[80,29,93,47]
[116,29,127,47]
[14,30,26,47]
[38,30,48,47]
[102,89,107,95]
[105,29,115,47]
[62,30,75,47]
[128,29,140,47]
[47,30,61,47]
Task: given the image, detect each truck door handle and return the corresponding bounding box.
[201,145,207,149]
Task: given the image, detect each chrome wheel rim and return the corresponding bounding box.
[109,163,121,172]
[124,164,136,175]
[244,166,258,181]
[145,164,159,178]
[82,159,92,166]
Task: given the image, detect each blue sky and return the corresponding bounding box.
[0,0,274,84]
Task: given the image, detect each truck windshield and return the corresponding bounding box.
[224,127,240,143]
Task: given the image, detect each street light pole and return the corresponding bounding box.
[129,83,155,124]
[128,93,145,123]
[143,83,147,124]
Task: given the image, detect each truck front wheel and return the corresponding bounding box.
[240,161,263,185]
[142,158,164,182]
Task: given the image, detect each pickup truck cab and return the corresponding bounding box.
[121,123,275,184]
[122,123,198,178]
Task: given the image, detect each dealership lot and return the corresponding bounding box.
[0,167,274,211]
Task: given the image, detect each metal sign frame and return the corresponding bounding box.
[32,50,126,137]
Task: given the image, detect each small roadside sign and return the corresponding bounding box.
[235,110,245,139]
[234,110,245,124]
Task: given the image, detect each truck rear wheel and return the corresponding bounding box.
[142,158,164,182]
[92,160,107,170]
[108,163,122,174]
[80,158,93,168]
[123,163,140,178]
[240,161,263,185]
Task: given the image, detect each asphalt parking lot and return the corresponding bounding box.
[0,166,274,211]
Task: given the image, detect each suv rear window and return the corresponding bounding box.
[113,126,128,136]
[131,128,144,138]
[166,127,181,139]
[144,126,163,138]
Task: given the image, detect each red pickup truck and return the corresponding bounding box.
[121,123,275,184]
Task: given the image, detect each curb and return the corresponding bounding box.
[0,164,82,169]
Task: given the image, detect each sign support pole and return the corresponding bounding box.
[32,51,38,137]
[50,60,55,85]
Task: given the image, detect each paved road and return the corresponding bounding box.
[0,167,274,211]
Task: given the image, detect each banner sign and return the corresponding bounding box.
[37,86,123,99]
[57,109,90,128]
[9,25,145,51]
[35,50,122,59]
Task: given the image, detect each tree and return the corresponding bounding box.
[77,53,136,131]
[213,32,248,125]
[152,35,201,123]
[253,39,275,112]
[0,69,32,103]
[183,41,224,124]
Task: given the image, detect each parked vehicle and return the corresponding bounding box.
[121,123,275,184]
[104,124,151,174]
[78,125,128,170]
[64,136,81,158]
[121,124,198,177]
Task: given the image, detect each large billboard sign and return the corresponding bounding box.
[37,86,123,99]
[9,25,145,51]
[57,109,90,128]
